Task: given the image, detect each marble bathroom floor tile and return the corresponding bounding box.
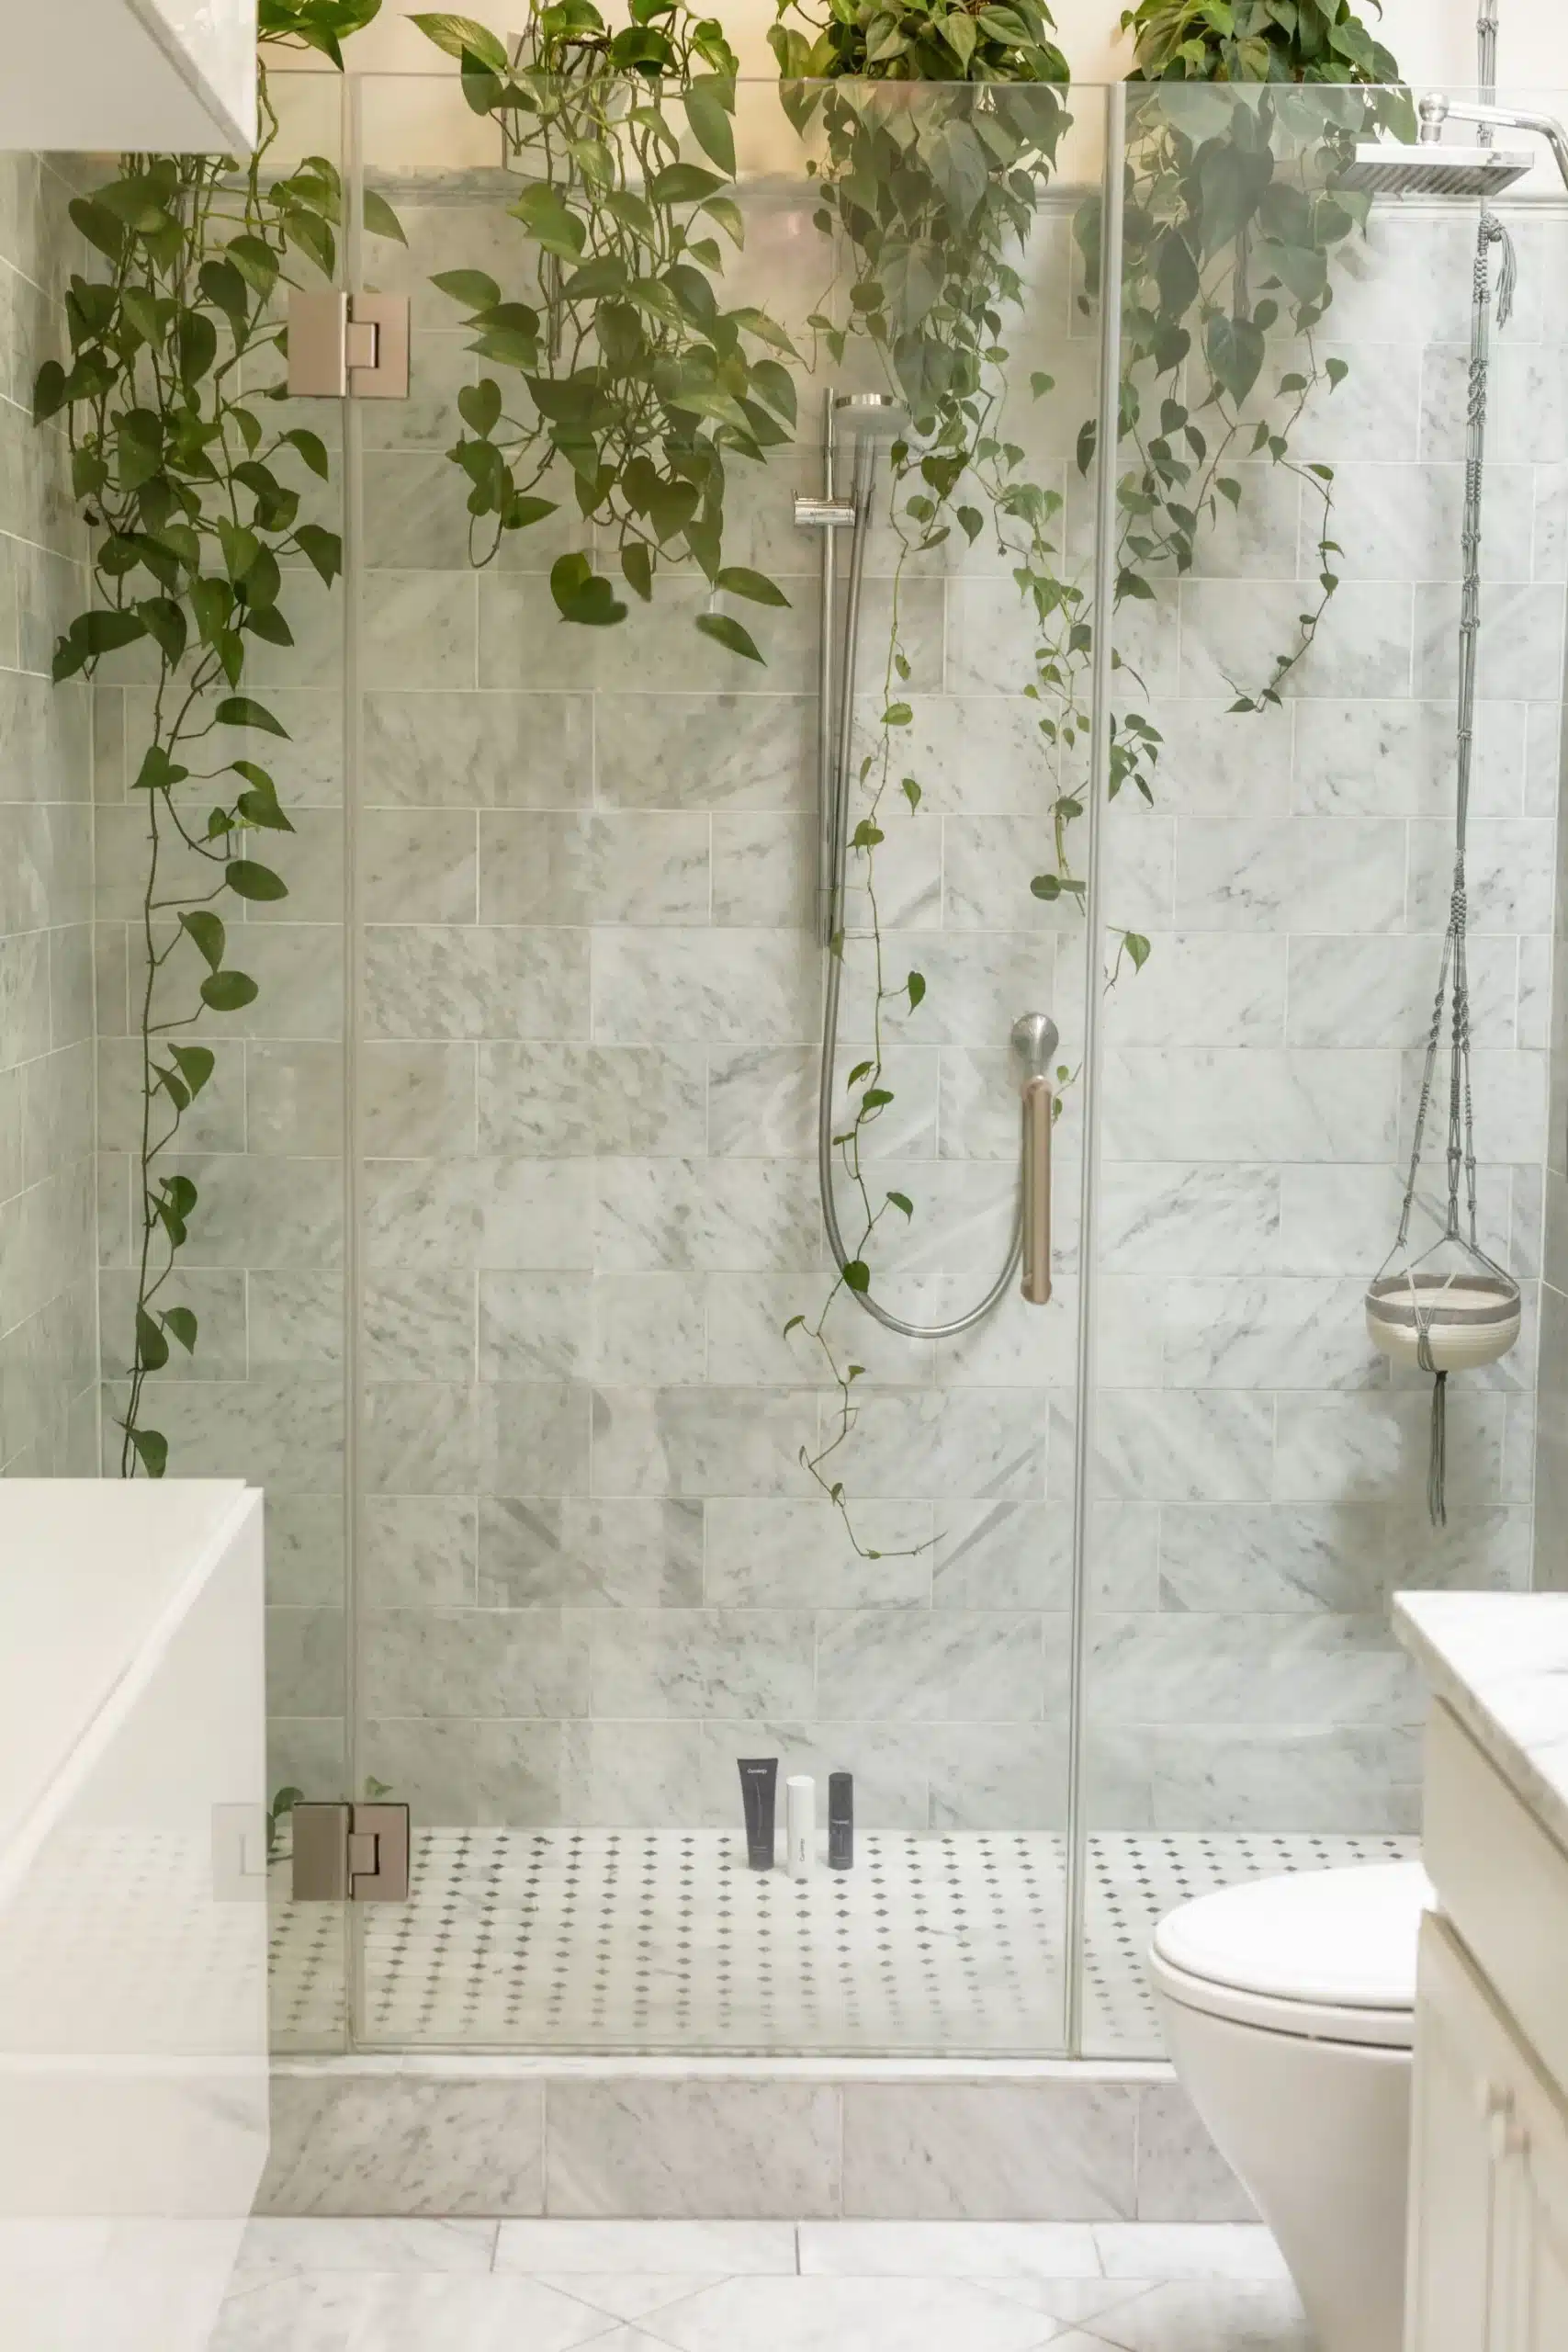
[496,2220,798,2274]
[1079,2278,1313,2351]
[796,2222,1101,2278]
[628,2273,1067,2352]
[1092,2226,1290,2281]
[210,2270,622,2352]
[541,2276,729,2324]
[232,2219,497,2276]
[980,2278,1166,2325]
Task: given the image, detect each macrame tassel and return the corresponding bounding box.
[1427,1370,1449,1528]
[1494,220,1517,328]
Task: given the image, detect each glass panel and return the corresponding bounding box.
[345,68,1107,2053]
[1078,82,1562,2054]
[83,64,353,2052]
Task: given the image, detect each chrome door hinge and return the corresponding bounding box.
[290,1800,411,1901]
[287,290,410,400]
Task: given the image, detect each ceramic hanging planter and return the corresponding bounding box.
[1365,1268,1522,1374]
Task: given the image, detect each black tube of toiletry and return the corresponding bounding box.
[829,1770,853,1870]
[739,1758,778,1871]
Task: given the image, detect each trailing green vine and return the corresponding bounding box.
[412,4,795,654]
[35,0,395,1476]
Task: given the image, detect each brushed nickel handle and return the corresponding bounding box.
[1021,1075,1053,1306]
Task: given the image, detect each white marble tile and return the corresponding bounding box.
[212,2271,615,2352]
[1099,1164,1281,1278]
[840,2081,1137,2221]
[1101,1046,1397,1165]
[594,693,815,811]
[231,2220,497,2276]
[1179,580,1413,703]
[1085,2278,1313,2350]
[496,2220,796,2273]
[1292,696,1525,819]
[639,2275,1064,2352]
[364,690,592,810]
[258,2077,544,2216]
[594,928,818,1046]
[545,2081,840,2218]
[1134,2086,1256,2224]
[796,2221,1100,2277]
[1093,2225,1287,2280]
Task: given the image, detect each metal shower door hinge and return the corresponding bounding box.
[287,290,410,400]
[290,1800,411,1902]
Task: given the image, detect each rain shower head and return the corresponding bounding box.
[1336,141,1532,198]
[830,391,909,441]
[1337,90,1568,198]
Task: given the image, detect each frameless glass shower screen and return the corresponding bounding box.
[1075,79,1562,2054]
[340,66,1114,2053]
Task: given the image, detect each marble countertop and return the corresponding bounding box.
[1394,1590,1568,1855]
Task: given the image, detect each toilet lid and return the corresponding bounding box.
[1153,1861,1432,2012]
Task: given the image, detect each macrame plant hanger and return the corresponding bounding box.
[1364,198,1522,1523]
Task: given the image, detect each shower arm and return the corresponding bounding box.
[1419,93,1568,191]
[811,427,1058,1338]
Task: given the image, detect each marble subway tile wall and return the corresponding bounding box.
[94,437,348,1791]
[353,180,1082,1836]
[1086,200,1563,1834]
[0,158,97,1476]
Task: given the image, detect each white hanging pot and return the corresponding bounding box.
[1364,1270,1521,1374]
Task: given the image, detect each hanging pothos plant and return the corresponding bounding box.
[34,0,400,1476]
[412,3,796,657]
[765,0,1407,1553]
[1091,0,1414,713]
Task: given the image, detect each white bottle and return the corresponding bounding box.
[785,1774,816,1878]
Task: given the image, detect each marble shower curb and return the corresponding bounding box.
[258,2058,1253,2223]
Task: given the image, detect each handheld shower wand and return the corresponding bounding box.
[795,392,1058,1336]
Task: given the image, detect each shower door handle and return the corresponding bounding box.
[1021,1076,1053,1306]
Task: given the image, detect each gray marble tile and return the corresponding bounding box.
[1100,1165,1281,1278]
[1134,2091,1255,2224]
[265,1492,346,1608]
[360,571,477,691]
[829,1385,1052,1503]
[480,573,815,694]
[1406,815,1555,937]
[361,1041,476,1158]
[1095,1391,1274,1505]
[361,808,477,922]
[1274,1387,1505,1508]
[710,812,818,929]
[265,1604,345,1720]
[364,1379,479,1492]
[362,1496,477,1607]
[1145,1723,1422,1834]
[545,2081,840,2218]
[590,1607,817,1718]
[1416,580,1566,703]
[558,1718,710,1826]
[360,1717,563,1826]
[364,690,592,810]
[1286,933,1517,1050]
[1173,815,1404,933]
[257,2076,543,2215]
[1179,580,1413,702]
[479,1496,704,1607]
[1084,2278,1313,2351]
[246,1043,344,1157]
[362,1603,590,1718]
[365,924,589,1042]
[479,811,710,926]
[478,1042,706,1156]
[496,2219,797,2271]
[480,1379,593,1493]
[250,1269,345,1373]
[840,2082,1137,2220]
[1102,935,1285,1048]
[1292,696,1525,820]
[815,1610,1058,1724]
[926,1722,1070,1831]
[1088,1611,1419,1729]
[594,693,815,811]
[363,1269,476,1383]
[593,928,818,1047]
[232,2218,498,2275]
[637,2274,1064,2351]
[595,1158,821,1274]
[930,1501,1071,1611]
[1101,1046,1397,1165]
[590,1385,817,1498]
[1161,1275,1385,1393]
[704,1497,932,1608]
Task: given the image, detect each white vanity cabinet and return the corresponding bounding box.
[1395,1596,1568,2352]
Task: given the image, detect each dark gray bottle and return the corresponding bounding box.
[828,1771,853,1870]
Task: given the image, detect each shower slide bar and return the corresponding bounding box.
[795,390,1056,1333]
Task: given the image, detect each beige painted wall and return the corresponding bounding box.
[323,0,1568,92]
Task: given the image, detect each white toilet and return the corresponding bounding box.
[1152,1860,1432,2352]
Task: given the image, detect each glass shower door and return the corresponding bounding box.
[342,67,1110,2054]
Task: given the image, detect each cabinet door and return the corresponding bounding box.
[1407,1913,1568,2352]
